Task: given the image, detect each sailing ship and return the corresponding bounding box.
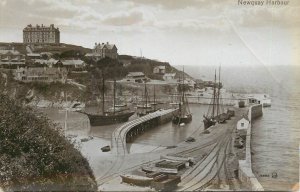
[203,67,227,129]
[137,83,157,116]
[80,74,134,126]
[172,67,192,125]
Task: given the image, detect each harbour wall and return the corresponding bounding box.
[184,96,245,106]
[112,109,178,154]
[158,109,178,124]
[238,104,264,191]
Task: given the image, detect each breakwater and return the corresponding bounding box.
[111,108,178,154]
[238,104,264,190]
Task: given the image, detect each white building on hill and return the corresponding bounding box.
[125,72,147,83]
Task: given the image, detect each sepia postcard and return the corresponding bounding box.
[0,0,299,191]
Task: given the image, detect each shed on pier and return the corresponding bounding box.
[236,116,250,139]
[237,116,250,131]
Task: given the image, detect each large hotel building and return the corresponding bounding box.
[23,24,60,44]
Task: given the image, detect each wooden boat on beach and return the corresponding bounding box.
[120,174,153,186]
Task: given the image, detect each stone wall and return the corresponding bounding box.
[250,104,263,120]
[238,104,264,191]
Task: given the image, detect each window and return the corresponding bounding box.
[241,123,244,127]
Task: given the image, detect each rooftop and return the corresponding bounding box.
[94,42,117,50]
[164,73,176,77]
[17,67,66,75]
[61,59,85,65]
[127,72,145,77]
[0,49,22,55]
[24,24,59,30]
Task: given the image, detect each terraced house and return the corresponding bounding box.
[0,48,25,67]
[14,67,67,83]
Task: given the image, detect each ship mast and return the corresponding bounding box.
[178,71,182,116]
[113,79,116,114]
[102,70,105,115]
[182,66,185,117]
[144,82,148,112]
[216,66,220,116]
[153,84,156,111]
[212,69,217,118]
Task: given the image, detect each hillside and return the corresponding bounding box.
[0,94,97,191]
[0,42,193,79]
[0,42,196,105]
[0,42,91,55]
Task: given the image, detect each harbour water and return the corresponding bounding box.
[251,91,300,191]
[40,65,299,191]
[40,104,210,147]
[184,65,300,191]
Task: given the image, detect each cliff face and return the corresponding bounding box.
[0,70,86,107]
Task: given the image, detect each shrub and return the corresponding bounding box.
[0,95,97,191]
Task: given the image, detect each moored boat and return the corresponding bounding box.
[137,83,158,116]
[203,67,227,129]
[80,74,134,126]
[172,67,192,125]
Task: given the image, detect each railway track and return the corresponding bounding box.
[96,109,241,190]
[97,110,172,186]
[176,122,237,191]
[178,135,231,191]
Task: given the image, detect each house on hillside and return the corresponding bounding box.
[0,49,25,67]
[23,24,60,44]
[85,42,118,61]
[184,78,196,89]
[61,59,86,69]
[163,73,176,81]
[153,66,166,74]
[14,67,67,83]
[32,58,60,67]
[125,72,148,83]
[27,53,41,60]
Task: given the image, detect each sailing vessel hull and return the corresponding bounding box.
[203,119,216,129]
[172,114,192,125]
[83,111,135,126]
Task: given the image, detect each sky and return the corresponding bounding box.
[0,0,299,67]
